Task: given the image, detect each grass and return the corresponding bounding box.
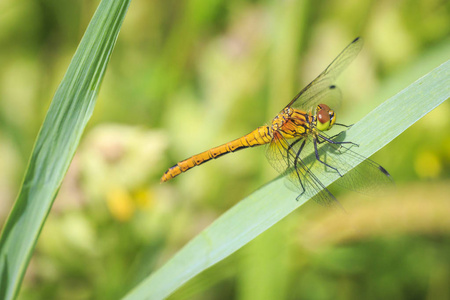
[0,1,131,299]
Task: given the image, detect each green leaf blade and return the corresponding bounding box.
[0,1,131,299]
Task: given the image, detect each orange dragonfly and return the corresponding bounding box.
[161,37,392,206]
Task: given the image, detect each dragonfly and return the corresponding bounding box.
[161,37,393,206]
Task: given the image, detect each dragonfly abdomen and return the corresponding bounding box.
[160,126,272,182]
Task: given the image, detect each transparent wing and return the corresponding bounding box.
[266,132,339,207]
[286,37,363,113]
[314,131,394,195]
[265,129,393,206]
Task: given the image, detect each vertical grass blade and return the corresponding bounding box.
[0,1,131,299]
[124,61,449,300]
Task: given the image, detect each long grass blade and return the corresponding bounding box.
[0,1,131,299]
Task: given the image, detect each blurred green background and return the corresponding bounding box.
[0,0,449,299]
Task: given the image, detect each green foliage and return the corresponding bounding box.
[0,1,130,299]
[0,0,449,299]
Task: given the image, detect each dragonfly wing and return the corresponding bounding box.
[286,37,363,112]
[315,131,394,195]
[290,81,343,113]
[266,132,340,207]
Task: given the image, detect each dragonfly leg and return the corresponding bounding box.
[318,133,359,147]
[327,133,342,140]
[294,167,306,200]
[317,131,346,143]
[293,139,307,169]
[292,139,307,199]
[313,137,343,176]
[286,138,304,168]
[334,123,353,128]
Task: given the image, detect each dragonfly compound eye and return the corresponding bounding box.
[317,108,330,124]
[329,110,336,126]
[316,105,332,131]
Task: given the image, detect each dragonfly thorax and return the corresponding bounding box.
[271,107,312,139]
[271,104,336,140]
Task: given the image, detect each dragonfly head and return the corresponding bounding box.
[316,104,336,131]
